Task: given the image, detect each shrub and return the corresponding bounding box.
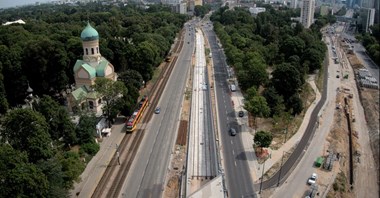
[80,143,99,156]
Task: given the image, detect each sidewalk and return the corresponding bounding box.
[230,76,321,183]
[70,118,126,197]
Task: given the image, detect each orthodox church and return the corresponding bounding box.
[67,22,117,114]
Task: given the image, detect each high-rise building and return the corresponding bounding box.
[359,8,376,32]
[301,0,315,28]
[375,0,379,23]
[290,0,298,8]
[361,0,374,8]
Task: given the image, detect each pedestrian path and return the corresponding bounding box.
[70,119,126,197]
[230,76,321,183]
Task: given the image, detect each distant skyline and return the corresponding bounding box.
[0,0,51,9]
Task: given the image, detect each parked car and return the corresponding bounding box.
[229,128,237,136]
[307,173,317,185]
[154,107,161,114]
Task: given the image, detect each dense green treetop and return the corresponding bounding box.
[211,5,327,116]
[0,3,187,107]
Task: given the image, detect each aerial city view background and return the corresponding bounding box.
[0,0,378,198]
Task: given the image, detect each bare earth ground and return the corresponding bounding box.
[324,52,379,197]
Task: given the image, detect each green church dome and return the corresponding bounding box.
[80,22,99,41]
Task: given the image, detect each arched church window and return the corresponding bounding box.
[98,98,102,104]
[96,47,99,54]
[85,48,88,55]
[91,48,94,55]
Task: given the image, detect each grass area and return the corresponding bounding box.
[316,55,327,92]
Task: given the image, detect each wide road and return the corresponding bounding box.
[202,20,257,198]
[120,22,195,198]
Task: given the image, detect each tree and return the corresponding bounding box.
[0,144,49,197]
[75,115,97,144]
[58,151,85,188]
[254,130,273,152]
[36,158,69,198]
[271,63,303,98]
[92,78,128,126]
[35,95,76,145]
[0,62,8,114]
[245,96,270,128]
[263,86,285,116]
[1,108,53,163]
[287,94,303,115]
[194,5,211,18]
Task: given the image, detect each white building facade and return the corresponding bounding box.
[300,0,315,28]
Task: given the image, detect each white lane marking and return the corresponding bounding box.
[234,161,237,166]
[231,140,233,144]
[232,150,235,155]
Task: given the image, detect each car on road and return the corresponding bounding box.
[229,128,237,136]
[307,173,317,185]
[238,111,244,117]
[154,107,161,114]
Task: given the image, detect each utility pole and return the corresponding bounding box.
[116,151,120,165]
[259,158,267,194]
[277,151,286,187]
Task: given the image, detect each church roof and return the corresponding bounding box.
[73,60,96,79]
[71,86,88,101]
[80,22,99,41]
[97,58,110,77]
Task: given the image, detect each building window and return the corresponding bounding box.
[85,48,88,55]
[98,98,102,104]
[91,48,94,55]
[89,101,94,109]
[96,47,99,54]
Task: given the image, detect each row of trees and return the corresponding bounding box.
[211,5,329,121]
[0,3,187,197]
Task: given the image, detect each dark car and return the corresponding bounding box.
[154,107,161,114]
[238,111,244,117]
[229,128,237,136]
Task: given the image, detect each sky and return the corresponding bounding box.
[0,0,51,9]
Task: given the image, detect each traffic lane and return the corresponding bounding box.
[121,27,193,197]
[216,86,256,197]
[204,67,218,176]
[136,28,194,197]
[205,24,255,196]
[213,62,255,197]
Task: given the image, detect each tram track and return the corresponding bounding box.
[91,30,184,198]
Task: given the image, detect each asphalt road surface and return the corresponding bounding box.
[120,22,194,198]
[203,20,257,198]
